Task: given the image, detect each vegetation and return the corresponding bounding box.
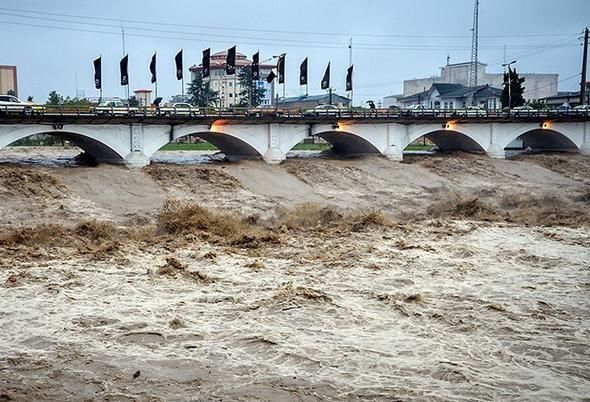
[526,99,548,110]
[237,65,266,107]
[500,68,526,108]
[187,72,218,107]
[159,142,218,151]
[6,89,16,96]
[46,90,91,107]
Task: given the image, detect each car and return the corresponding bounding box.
[452,105,485,117]
[402,105,439,117]
[573,104,590,112]
[0,95,43,115]
[157,103,199,116]
[512,105,535,116]
[93,99,139,116]
[303,104,342,117]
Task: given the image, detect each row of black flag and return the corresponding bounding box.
[93,47,353,92]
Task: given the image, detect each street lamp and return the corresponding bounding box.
[501,60,517,109]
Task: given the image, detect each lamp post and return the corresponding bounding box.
[501,60,517,109]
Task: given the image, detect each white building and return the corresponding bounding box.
[402,61,558,101]
[398,83,502,110]
[189,51,275,107]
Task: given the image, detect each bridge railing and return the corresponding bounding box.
[1,104,589,120]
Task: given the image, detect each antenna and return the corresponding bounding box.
[469,0,479,87]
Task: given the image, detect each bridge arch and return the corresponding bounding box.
[309,125,382,157]
[501,128,579,152]
[406,127,487,153]
[144,124,264,161]
[0,126,127,164]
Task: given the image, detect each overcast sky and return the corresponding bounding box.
[2,0,588,105]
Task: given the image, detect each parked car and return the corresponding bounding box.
[402,105,439,117]
[453,105,485,117]
[157,103,199,116]
[512,105,535,116]
[573,104,590,112]
[93,99,140,116]
[0,95,43,115]
[303,104,342,117]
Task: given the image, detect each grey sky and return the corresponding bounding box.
[2,0,588,105]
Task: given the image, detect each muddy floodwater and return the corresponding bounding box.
[0,147,589,401]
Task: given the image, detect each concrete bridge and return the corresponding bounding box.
[0,114,589,166]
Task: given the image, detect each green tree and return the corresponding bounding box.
[127,96,139,107]
[46,90,64,106]
[500,68,525,108]
[27,96,34,102]
[237,66,266,107]
[526,99,547,110]
[187,72,218,107]
[63,97,92,107]
[6,89,16,96]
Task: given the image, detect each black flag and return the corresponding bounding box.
[150,53,157,84]
[93,56,101,90]
[266,70,276,83]
[120,54,129,86]
[202,48,210,78]
[226,46,236,75]
[321,62,330,90]
[175,50,183,80]
[299,58,308,86]
[277,54,285,84]
[346,65,353,91]
[252,52,260,81]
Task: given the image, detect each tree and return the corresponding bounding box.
[526,99,547,110]
[237,65,266,107]
[46,90,64,106]
[127,96,139,107]
[6,89,16,96]
[186,72,218,107]
[500,68,525,108]
[27,96,34,102]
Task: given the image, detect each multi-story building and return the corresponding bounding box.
[401,61,558,101]
[189,51,275,107]
[0,65,18,97]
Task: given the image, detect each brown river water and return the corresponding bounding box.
[0,147,589,401]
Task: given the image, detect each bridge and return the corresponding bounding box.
[0,111,589,167]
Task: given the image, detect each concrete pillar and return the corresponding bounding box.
[581,121,590,156]
[486,123,505,159]
[383,124,404,161]
[262,124,286,164]
[125,123,150,168]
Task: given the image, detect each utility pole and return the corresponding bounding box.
[348,37,353,107]
[469,0,479,88]
[580,27,589,105]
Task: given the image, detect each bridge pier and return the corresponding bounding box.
[263,124,286,164]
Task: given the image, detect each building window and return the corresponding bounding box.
[229,82,233,87]
[229,93,233,98]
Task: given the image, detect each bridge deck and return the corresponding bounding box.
[1,111,589,126]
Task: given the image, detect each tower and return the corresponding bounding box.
[469,0,479,88]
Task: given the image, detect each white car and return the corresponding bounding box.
[93,100,140,116]
[157,103,199,116]
[573,104,590,111]
[304,104,342,116]
[512,105,535,116]
[0,95,43,115]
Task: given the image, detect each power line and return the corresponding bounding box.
[0,6,578,40]
[0,18,579,52]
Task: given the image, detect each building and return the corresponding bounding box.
[279,93,350,110]
[541,82,590,108]
[402,61,558,101]
[189,51,275,107]
[133,89,152,107]
[398,83,502,110]
[0,65,18,97]
[383,94,403,108]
